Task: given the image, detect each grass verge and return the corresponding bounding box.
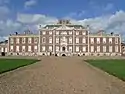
[85,59,125,81]
[0,59,40,74]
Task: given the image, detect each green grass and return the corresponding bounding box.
[85,59,125,81]
[0,59,39,74]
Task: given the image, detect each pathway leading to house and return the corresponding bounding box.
[0,56,125,94]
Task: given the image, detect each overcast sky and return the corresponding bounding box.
[0,0,125,41]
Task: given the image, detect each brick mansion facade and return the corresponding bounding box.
[0,20,123,56]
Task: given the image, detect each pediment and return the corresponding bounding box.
[55,25,74,30]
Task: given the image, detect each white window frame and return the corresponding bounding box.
[115,45,119,52]
[10,38,14,44]
[34,38,38,44]
[49,31,52,35]
[10,46,13,51]
[16,38,20,44]
[69,37,72,44]
[56,37,59,44]
[82,38,86,43]
[76,31,79,35]
[42,37,46,43]
[69,31,72,35]
[22,46,25,52]
[103,38,106,44]
[5,48,7,52]
[76,46,79,52]
[82,46,86,52]
[115,37,118,44]
[42,31,46,35]
[49,46,52,51]
[69,46,72,52]
[22,38,26,44]
[42,46,45,51]
[103,46,106,52]
[56,46,59,52]
[91,46,94,52]
[109,46,112,52]
[82,31,86,35]
[34,46,37,52]
[97,46,100,52]
[97,38,100,44]
[28,38,32,44]
[49,37,52,44]
[1,47,4,52]
[76,37,79,44]
[56,31,59,35]
[16,46,19,52]
[28,46,32,52]
[109,38,112,44]
[91,38,94,44]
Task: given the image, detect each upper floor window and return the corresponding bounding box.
[91,38,94,44]
[49,31,52,35]
[109,38,112,44]
[34,38,38,44]
[22,38,26,44]
[56,46,59,52]
[76,37,79,43]
[61,31,67,35]
[56,31,59,35]
[82,31,86,35]
[69,37,72,44]
[56,37,59,43]
[42,31,46,35]
[82,38,86,43]
[10,38,14,44]
[16,38,20,44]
[42,37,46,43]
[115,37,118,44]
[103,38,106,44]
[49,37,52,43]
[97,38,100,44]
[69,31,72,35]
[28,38,32,44]
[76,31,79,35]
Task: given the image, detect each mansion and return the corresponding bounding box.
[0,20,123,56]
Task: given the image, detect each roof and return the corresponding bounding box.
[43,24,85,29]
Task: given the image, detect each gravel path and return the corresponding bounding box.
[0,56,125,94]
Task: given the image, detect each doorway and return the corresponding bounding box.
[62,47,66,52]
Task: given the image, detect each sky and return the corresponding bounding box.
[0,0,125,41]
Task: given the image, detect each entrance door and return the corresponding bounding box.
[62,47,66,52]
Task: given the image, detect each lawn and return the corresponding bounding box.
[0,59,39,74]
[85,59,125,81]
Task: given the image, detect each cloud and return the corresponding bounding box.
[17,13,58,25]
[24,0,37,8]
[71,10,125,39]
[1,9,125,41]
